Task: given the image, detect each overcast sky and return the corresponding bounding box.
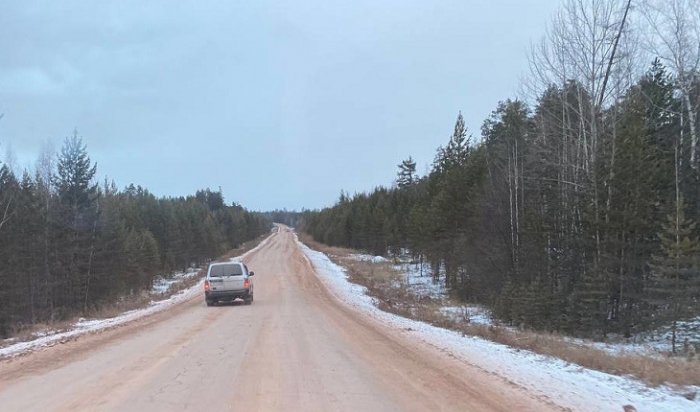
[0,1,559,211]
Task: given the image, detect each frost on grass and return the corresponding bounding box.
[297,235,700,412]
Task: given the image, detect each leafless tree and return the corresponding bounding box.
[35,140,56,314]
[529,0,633,165]
[528,0,634,268]
[0,114,11,233]
[641,0,700,168]
[35,140,56,189]
[0,195,11,232]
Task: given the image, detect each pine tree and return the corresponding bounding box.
[54,131,98,217]
[16,173,43,322]
[0,136,270,333]
[649,197,700,353]
[396,157,417,188]
[302,50,700,338]
[569,268,610,337]
[0,163,18,336]
[53,131,100,312]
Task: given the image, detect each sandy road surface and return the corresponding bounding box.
[0,228,561,411]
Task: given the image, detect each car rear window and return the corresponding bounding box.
[209,264,243,277]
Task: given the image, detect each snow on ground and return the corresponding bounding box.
[297,235,699,412]
[348,253,388,264]
[0,282,204,359]
[539,315,700,358]
[639,316,700,353]
[0,233,274,359]
[394,261,447,299]
[563,331,692,357]
[371,254,698,358]
[352,254,493,326]
[439,305,494,326]
[150,268,201,295]
[348,253,448,299]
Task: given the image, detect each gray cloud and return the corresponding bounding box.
[0,0,558,210]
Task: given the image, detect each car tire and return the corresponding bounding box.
[206,300,213,307]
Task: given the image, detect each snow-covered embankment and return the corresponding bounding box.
[297,235,699,412]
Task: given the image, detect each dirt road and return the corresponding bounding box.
[0,228,561,411]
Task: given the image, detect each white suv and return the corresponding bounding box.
[204,262,255,306]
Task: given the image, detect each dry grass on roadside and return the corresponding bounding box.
[300,234,700,390]
[5,320,75,345]
[2,295,155,348]
[220,235,268,261]
[86,293,155,320]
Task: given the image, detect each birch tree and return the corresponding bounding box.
[529,0,634,165]
[0,162,13,233]
[642,0,700,168]
[529,0,634,273]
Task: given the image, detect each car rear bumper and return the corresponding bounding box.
[205,289,251,301]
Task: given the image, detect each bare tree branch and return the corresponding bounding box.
[0,193,13,232]
[599,0,632,109]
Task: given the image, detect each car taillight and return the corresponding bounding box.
[244,279,250,289]
[204,280,210,291]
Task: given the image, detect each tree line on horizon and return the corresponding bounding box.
[261,210,306,228]
[0,133,270,337]
[304,0,700,351]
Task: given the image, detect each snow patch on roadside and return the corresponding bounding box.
[556,316,700,357]
[0,283,203,359]
[394,261,447,298]
[348,253,389,264]
[151,268,201,295]
[348,253,448,299]
[374,255,698,358]
[639,316,700,353]
[0,233,274,359]
[439,305,493,326]
[296,235,699,412]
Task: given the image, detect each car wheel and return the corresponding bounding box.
[206,300,213,307]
